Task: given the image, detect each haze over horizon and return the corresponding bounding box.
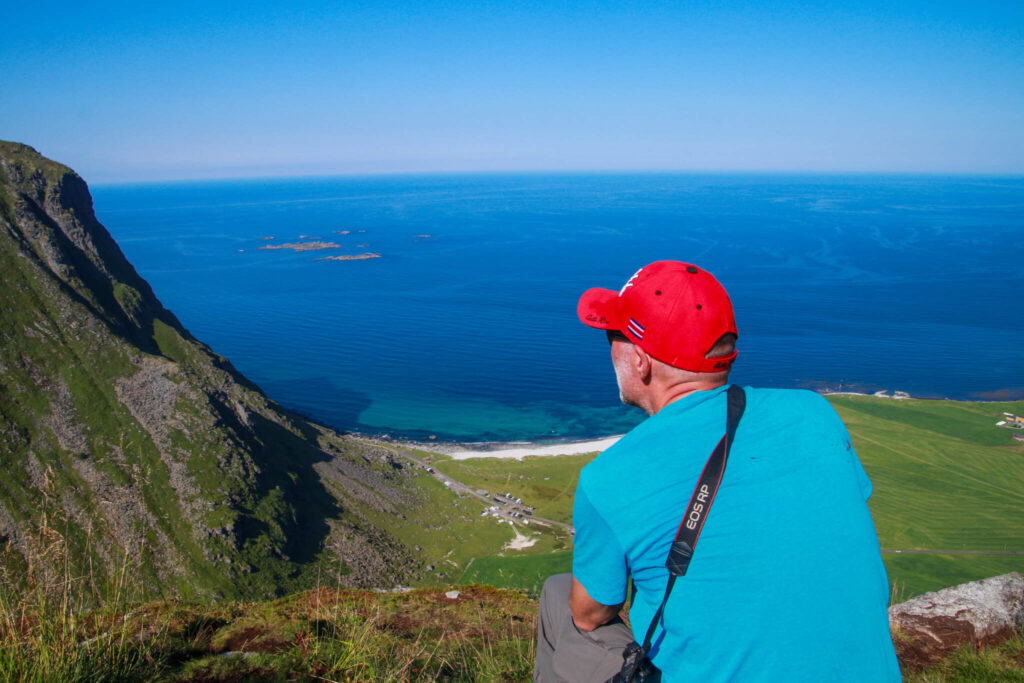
[3,0,1022,183]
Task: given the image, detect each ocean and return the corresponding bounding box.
[91,173,1024,443]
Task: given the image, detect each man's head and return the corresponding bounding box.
[578,261,738,413]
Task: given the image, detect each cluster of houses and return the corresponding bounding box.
[995,413,1024,444]
[479,491,535,526]
[997,413,1024,428]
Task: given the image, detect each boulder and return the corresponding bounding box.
[889,572,1024,671]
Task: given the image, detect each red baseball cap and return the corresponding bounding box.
[577,261,738,373]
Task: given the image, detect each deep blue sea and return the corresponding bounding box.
[91,174,1024,443]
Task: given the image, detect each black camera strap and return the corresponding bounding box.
[638,384,746,658]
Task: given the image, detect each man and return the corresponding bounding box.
[534,261,899,682]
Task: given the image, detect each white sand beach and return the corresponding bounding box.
[442,435,622,460]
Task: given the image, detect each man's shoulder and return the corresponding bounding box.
[745,385,831,407]
[577,416,660,497]
[578,388,727,491]
[578,388,847,494]
[743,386,844,427]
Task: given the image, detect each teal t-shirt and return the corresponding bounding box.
[572,386,900,682]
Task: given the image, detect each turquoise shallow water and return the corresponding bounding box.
[91,173,1024,442]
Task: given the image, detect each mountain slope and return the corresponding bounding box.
[0,141,421,599]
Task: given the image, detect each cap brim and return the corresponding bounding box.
[577,287,622,330]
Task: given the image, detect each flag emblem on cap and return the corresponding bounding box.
[627,318,645,339]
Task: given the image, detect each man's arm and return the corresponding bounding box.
[570,574,624,631]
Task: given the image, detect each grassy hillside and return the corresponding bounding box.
[0,141,429,600]
[2,567,1019,682]
[0,577,538,682]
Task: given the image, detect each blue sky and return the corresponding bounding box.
[3,0,1022,181]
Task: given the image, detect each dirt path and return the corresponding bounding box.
[504,527,539,551]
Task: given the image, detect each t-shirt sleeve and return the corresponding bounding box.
[572,485,628,606]
[817,395,873,501]
[848,441,873,501]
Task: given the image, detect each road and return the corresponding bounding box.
[882,549,1024,556]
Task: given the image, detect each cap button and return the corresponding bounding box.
[686,266,698,274]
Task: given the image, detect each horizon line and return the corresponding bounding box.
[91,167,1024,187]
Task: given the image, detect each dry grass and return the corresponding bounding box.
[0,489,1018,681]
[0,533,537,683]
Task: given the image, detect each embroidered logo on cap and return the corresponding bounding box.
[619,268,642,296]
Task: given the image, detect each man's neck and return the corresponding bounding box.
[648,378,729,415]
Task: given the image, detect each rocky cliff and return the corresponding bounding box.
[0,142,420,599]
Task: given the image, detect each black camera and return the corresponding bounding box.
[608,641,658,682]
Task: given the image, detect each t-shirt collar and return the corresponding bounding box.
[657,384,730,418]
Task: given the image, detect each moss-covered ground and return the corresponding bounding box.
[1,569,1019,682]
[0,581,538,682]
[902,634,1024,682]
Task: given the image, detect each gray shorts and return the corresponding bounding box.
[534,573,638,683]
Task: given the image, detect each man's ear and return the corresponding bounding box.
[632,344,653,384]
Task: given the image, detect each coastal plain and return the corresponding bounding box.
[391,395,1024,599]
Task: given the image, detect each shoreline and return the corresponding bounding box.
[347,388,1024,460]
[355,432,624,461]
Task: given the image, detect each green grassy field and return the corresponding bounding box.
[829,395,1024,596]
[403,395,1024,600]
[353,460,573,589]
[431,452,597,524]
[458,550,573,595]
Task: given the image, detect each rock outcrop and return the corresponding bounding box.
[890,572,1024,671]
